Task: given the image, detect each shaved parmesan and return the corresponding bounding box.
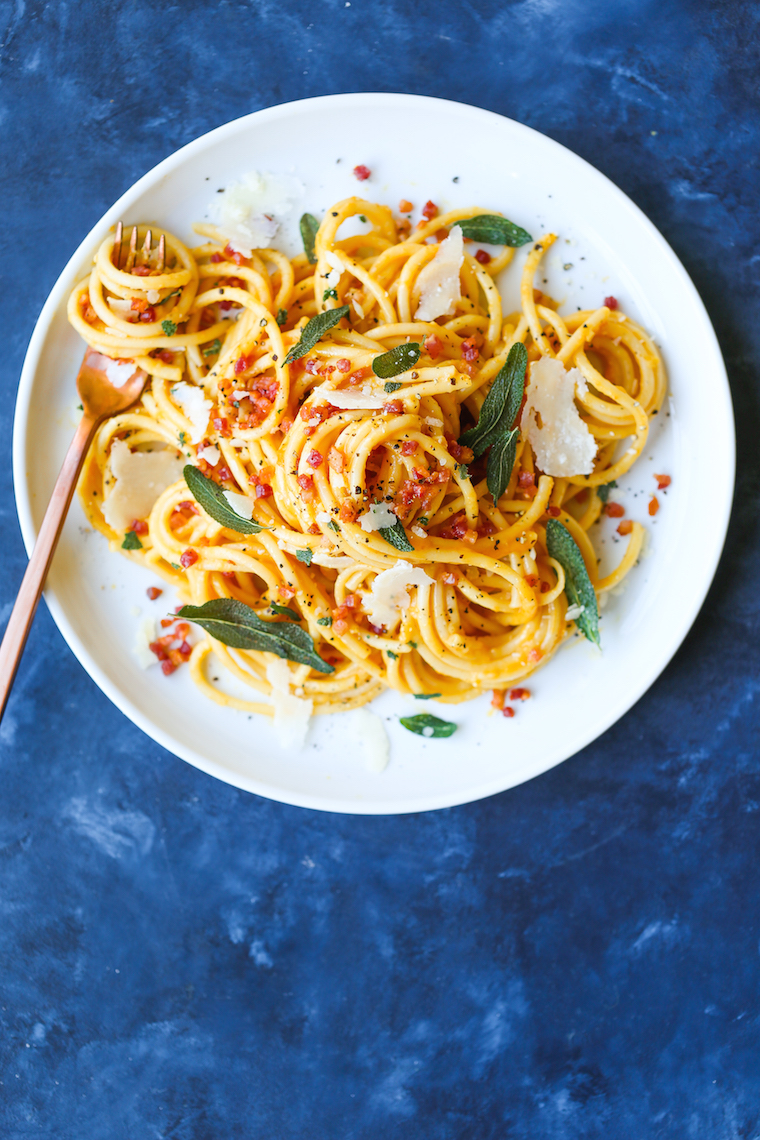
[314,384,384,410]
[210,170,303,257]
[106,298,133,316]
[171,382,212,444]
[146,289,160,304]
[364,558,434,631]
[87,353,137,388]
[414,225,464,321]
[353,708,390,773]
[222,490,254,520]
[102,440,185,532]
[521,356,597,477]
[265,657,313,749]
[565,603,585,621]
[196,444,220,467]
[358,502,398,532]
[352,298,365,319]
[325,250,344,287]
[134,617,157,669]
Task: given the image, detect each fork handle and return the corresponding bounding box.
[0,414,99,721]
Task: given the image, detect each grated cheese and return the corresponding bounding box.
[357,502,398,532]
[353,707,390,773]
[102,440,185,533]
[134,617,157,669]
[364,558,434,631]
[222,490,254,520]
[521,356,597,477]
[209,170,303,257]
[414,225,464,321]
[265,657,313,748]
[170,382,212,444]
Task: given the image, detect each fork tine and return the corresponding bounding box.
[157,234,166,273]
[125,226,138,272]
[113,221,123,270]
[142,229,152,260]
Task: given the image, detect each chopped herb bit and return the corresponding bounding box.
[317,616,333,627]
[387,650,398,660]
[179,431,187,445]
[359,215,367,223]
[122,531,143,550]
[296,548,314,566]
[384,381,402,393]
[597,480,618,503]
[76,403,83,411]
[323,288,338,302]
[161,319,177,336]
[202,338,221,357]
[456,463,470,480]
[269,603,301,620]
[327,519,340,533]
[413,692,441,699]
[276,308,288,327]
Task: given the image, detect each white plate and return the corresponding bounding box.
[13,94,734,814]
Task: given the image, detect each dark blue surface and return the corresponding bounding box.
[1,2,759,1136]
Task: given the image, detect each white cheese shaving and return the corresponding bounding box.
[313,385,384,410]
[414,225,464,321]
[209,170,303,257]
[134,617,157,669]
[170,382,212,444]
[106,298,133,316]
[222,490,254,520]
[231,390,248,401]
[196,444,220,467]
[357,502,398,532]
[324,250,344,287]
[146,289,160,304]
[352,298,365,319]
[411,525,427,539]
[265,658,313,749]
[93,354,137,388]
[315,511,331,524]
[102,440,185,532]
[565,603,585,621]
[353,708,390,773]
[520,356,597,477]
[364,558,434,631]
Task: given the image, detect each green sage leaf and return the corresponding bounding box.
[300,212,320,264]
[413,692,441,699]
[177,598,334,673]
[183,465,270,535]
[284,306,350,365]
[459,342,527,457]
[296,548,314,566]
[202,338,221,357]
[122,531,143,550]
[545,518,600,647]
[486,428,519,502]
[597,480,618,504]
[400,713,457,738]
[317,616,333,627]
[371,342,421,379]
[384,381,402,393]
[269,603,300,620]
[457,214,533,247]
[379,517,414,552]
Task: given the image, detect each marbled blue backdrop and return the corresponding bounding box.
[1,1,759,1136]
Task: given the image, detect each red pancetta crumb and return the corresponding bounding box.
[528,648,543,663]
[491,690,505,711]
[654,473,671,490]
[546,505,561,518]
[461,337,479,362]
[648,495,660,516]
[401,440,418,456]
[399,199,413,213]
[518,471,536,491]
[336,358,351,372]
[502,706,515,718]
[424,334,443,360]
[603,501,625,518]
[130,519,149,535]
[509,688,531,701]
[353,164,371,181]
[604,295,619,310]
[180,549,199,569]
[146,586,162,600]
[475,249,491,265]
[307,449,323,468]
[617,519,633,535]
[421,200,438,220]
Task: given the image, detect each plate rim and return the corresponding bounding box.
[11,92,736,814]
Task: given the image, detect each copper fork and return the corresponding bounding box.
[0,225,166,720]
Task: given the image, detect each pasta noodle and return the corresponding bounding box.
[67,195,666,723]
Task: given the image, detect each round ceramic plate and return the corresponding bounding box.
[13,93,733,814]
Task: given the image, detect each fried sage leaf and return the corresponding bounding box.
[459,342,527,457]
[545,518,600,647]
[183,465,270,535]
[300,212,320,264]
[457,214,533,247]
[400,713,457,738]
[486,428,519,502]
[379,517,414,552]
[177,598,334,673]
[284,305,350,365]
[371,342,421,379]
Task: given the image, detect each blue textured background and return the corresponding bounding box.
[1,1,759,1136]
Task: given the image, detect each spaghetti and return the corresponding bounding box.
[67,195,667,723]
